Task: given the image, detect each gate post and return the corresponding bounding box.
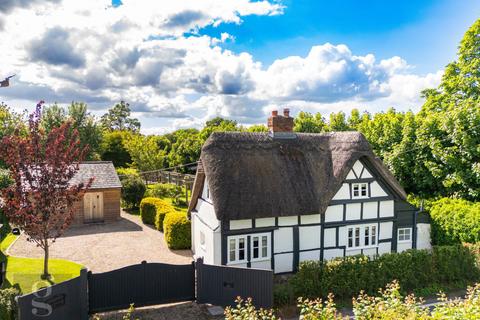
[195,258,204,304]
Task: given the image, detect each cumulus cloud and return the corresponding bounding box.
[0,0,441,133]
[29,27,86,68]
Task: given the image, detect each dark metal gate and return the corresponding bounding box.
[88,261,195,313]
[196,259,273,308]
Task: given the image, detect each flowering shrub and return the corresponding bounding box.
[226,282,480,319]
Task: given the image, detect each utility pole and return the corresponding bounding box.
[0,74,15,88]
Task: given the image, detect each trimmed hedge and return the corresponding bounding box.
[163,212,191,250]
[139,197,176,231]
[0,287,19,320]
[140,197,163,225]
[286,244,480,304]
[154,201,176,232]
[429,198,480,245]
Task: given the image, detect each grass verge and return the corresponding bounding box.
[0,233,83,294]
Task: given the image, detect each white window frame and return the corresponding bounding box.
[352,183,368,199]
[203,178,211,200]
[250,233,271,262]
[397,228,412,243]
[227,235,248,264]
[347,224,378,250]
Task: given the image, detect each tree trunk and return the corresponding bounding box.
[42,243,50,280]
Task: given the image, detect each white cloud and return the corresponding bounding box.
[0,0,441,134]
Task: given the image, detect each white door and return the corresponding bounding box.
[83,192,104,222]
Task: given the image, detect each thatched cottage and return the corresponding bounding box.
[71,161,122,224]
[188,109,431,274]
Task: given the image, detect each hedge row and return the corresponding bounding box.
[163,212,191,250]
[277,244,480,305]
[428,198,480,245]
[139,197,191,249]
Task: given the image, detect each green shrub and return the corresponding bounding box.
[163,212,191,249]
[0,209,11,241]
[116,167,139,178]
[121,175,146,209]
[429,198,480,245]
[229,282,480,319]
[154,201,176,232]
[0,287,20,320]
[145,183,185,206]
[284,245,480,305]
[139,197,162,225]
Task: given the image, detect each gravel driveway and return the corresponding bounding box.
[9,211,193,272]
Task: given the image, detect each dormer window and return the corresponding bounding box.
[352,183,368,198]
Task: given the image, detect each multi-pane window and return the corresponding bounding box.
[252,234,269,260]
[228,233,271,264]
[352,183,368,198]
[347,224,377,249]
[398,228,412,242]
[228,236,247,263]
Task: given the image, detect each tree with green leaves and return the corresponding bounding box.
[101,101,141,132]
[293,111,326,133]
[100,130,133,168]
[123,134,166,171]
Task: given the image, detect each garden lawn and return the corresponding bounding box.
[1,234,83,294]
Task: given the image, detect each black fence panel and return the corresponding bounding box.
[88,261,195,313]
[196,259,273,308]
[16,269,88,320]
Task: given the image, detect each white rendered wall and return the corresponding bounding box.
[416,223,432,250]
[324,248,344,260]
[397,241,412,253]
[300,250,320,262]
[274,227,293,253]
[274,253,293,273]
[192,198,221,265]
[371,181,388,197]
[379,200,394,217]
[325,205,343,222]
[256,217,275,227]
[299,225,321,250]
[230,219,252,230]
[363,202,378,219]
[378,242,391,254]
[332,183,350,200]
[301,214,321,224]
[251,260,271,270]
[278,216,298,226]
[323,228,336,247]
[346,203,361,220]
[379,221,393,240]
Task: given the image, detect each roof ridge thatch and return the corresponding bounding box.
[189,131,406,220]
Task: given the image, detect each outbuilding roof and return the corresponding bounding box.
[188,131,407,221]
[70,161,122,190]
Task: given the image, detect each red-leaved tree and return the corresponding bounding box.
[0,101,92,279]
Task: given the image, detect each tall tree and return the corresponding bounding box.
[0,101,91,279]
[41,103,66,133]
[100,130,133,167]
[68,102,103,159]
[101,101,141,132]
[293,112,326,133]
[123,134,166,171]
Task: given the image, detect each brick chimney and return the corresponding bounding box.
[268,108,295,138]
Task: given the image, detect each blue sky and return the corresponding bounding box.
[1,0,479,133]
[201,0,479,74]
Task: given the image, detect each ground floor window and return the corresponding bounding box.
[347,224,377,249]
[227,233,271,264]
[398,227,412,242]
[251,233,270,261]
[228,236,247,263]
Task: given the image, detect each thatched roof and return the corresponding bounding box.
[188,131,407,221]
[70,161,122,190]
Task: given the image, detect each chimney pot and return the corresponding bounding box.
[272,110,278,117]
[283,108,290,117]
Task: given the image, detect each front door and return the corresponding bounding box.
[84,192,104,222]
